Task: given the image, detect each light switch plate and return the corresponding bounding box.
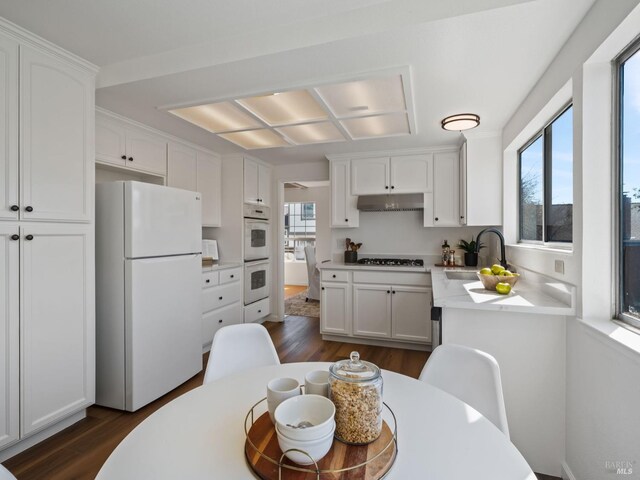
[554,259,564,274]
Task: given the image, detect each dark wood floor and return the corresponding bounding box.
[2,316,559,480]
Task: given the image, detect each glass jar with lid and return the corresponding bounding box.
[328,351,383,444]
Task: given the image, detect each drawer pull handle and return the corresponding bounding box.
[258,309,262,313]
[218,319,223,324]
[332,274,336,278]
[230,275,234,278]
[206,279,210,283]
[219,296,223,300]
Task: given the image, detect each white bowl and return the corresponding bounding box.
[276,423,335,465]
[274,394,335,441]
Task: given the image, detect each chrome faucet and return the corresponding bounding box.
[475,227,508,269]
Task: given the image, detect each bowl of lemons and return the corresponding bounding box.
[477,264,520,294]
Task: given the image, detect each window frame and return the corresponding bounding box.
[517,102,574,247]
[615,38,640,330]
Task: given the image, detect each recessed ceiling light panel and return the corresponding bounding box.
[169,102,262,133]
[340,113,410,139]
[218,129,289,150]
[316,75,406,118]
[236,90,328,126]
[277,122,344,145]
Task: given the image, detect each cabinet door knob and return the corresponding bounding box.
[385,186,389,189]
[460,216,464,219]
[387,290,390,294]
[10,205,19,212]
[121,155,127,160]
[25,206,33,212]
[218,319,223,324]
[230,274,234,278]
[332,274,336,278]
[434,217,439,221]
[219,296,223,300]
[258,309,262,313]
[345,218,348,222]
[391,186,395,189]
[321,287,325,290]
[10,234,19,241]
[128,157,133,161]
[205,279,210,283]
[25,234,34,241]
[392,290,396,294]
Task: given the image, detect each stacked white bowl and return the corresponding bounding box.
[273,394,336,465]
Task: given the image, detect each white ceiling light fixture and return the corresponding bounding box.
[218,129,289,150]
[316,75,406,118]
[341,112,410,140]
[168,102,262,133]
[277,122,344,145]
[441,113,480,131]
[236,90,328,126]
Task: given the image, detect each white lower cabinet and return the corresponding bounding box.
[353,284,391,338]
[201,267,242,349]
[320,283,351,335]
[391,286,432,343]
[0,226,19,449]
[321,269,431,346]
[0,224,94,446]
[244,297,271,324]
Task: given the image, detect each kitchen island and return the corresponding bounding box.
[431,266,575,477]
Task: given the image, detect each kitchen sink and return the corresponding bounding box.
[444,271,478,281]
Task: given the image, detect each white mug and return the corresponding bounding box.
[304,370,330,397]
[267,377,301,422]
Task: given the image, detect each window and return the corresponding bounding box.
[518,105,573,244]
[284,202,316,259]
[617,43,640,328]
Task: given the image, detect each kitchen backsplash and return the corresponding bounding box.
[331,210,500,264]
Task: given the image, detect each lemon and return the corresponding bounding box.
[495,282,511,295]
[479,267,492,275]
[490,264,504,275]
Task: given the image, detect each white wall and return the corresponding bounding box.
[501,1,640,478]
[331,210,495,264]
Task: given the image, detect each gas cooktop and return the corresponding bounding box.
[356,258,424,267]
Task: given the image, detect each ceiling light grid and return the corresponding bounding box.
[167,72,414,149]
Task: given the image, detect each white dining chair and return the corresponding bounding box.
[419,344,510,439]
[0,464,16,480]
[203,323,280,384]
[304,246,320,302]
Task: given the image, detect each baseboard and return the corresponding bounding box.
[562,461,577,480]
[321,334,431,351]
[0,410,86,462]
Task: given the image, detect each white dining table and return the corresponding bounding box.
[96,362,535,479]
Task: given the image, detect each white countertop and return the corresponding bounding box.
[431,266,576,315]
[317,260,430,273]
[202,262,242,272]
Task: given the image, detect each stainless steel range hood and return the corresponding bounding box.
[356,193,424,212]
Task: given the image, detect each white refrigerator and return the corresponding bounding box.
[95,181,202,411]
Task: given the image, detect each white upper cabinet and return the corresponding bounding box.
[462,135,502,226]
[350,154,433,195]
[20,224,94,436]
[331,159,359,228]
[167,143,222,227]
[96,113,167,176]
[19,45,94,222]
[432,151,460,227]
[197,151,222,227]
[0,226,19,449]
[0,33,18,222]
[390,154,433,193]
[243,158,271,206]
[351,157,389,195]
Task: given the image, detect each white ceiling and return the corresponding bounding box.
[0,0,597,165]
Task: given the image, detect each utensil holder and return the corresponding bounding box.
[344,251,358,264]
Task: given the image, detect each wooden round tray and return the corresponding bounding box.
[245,412,397,479]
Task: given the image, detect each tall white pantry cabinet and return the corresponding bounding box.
[0,20,97,456]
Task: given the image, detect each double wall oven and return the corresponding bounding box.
[244,204,270,305]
